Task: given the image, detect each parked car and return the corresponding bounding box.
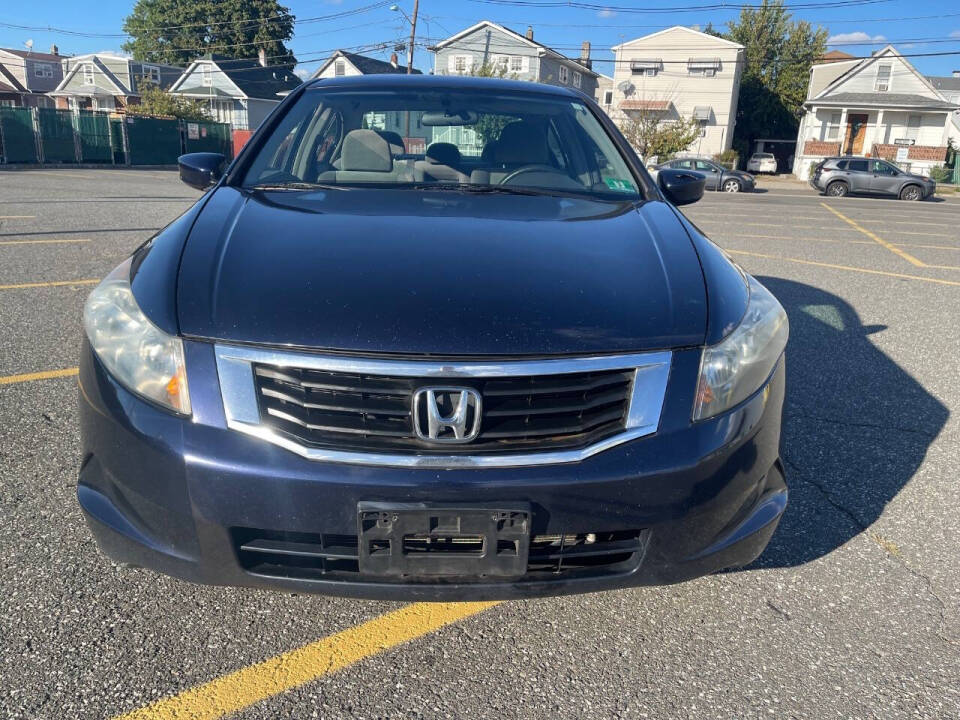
[656,158,756,193]
[810,157,936,200]
[78,75,788,600]
[747,152,778,174]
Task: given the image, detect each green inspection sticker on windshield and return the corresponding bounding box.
[603,177,636,192]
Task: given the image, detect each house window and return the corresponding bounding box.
[826,111,841,140]
[875,64,891,92]
[450,55,472,74]
[510,56,524,73]
[688,58,720,77]
[573,71,582,88]
[141,64,160,85]
[201,65,213,86]
[334,60,345,76]
[34,63,54,78]
[630,60,661,76]
[603,90,613,105]
[905,114,921,140]
[559,66,569,84]
[83,63,95,85]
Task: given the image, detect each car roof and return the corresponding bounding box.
[305,73,586,99]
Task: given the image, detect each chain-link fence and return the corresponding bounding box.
[0,108,233,166]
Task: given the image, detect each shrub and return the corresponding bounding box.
[712,149,739,170]
[929,165,952,183]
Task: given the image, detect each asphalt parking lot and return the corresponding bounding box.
[1,169,958,719]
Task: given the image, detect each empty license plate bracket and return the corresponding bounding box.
[357,502,531,578]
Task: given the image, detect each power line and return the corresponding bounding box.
[0,1,393,40]
[466,0,897,13]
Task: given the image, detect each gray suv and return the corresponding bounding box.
[811,157,935,200]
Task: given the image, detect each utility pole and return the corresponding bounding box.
[405,0,419,141]
[407,0,419,74]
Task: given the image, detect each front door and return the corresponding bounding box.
[844,114,869,155]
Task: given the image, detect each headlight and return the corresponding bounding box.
[693,275,787,421]
[83,260,190,415]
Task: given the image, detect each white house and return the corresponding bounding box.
[793,46,960,178]
[168,53,300,130]
[609,26,745,157]
[311,50,420,79]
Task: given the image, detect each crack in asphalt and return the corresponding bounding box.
[781,452,958,648]
[786,408,942,441]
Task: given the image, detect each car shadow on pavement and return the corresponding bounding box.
[744,276,949,569]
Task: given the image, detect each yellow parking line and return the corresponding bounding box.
[0,278,99,290]
[0,238,91,246]
[735,233,873,245]
[0,367,79,386]
[726,249,960,287]
[820,203,926,267]
[114,601,498,720]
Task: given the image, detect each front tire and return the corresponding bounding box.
[900,185,922,201]
[722,179,741,193]
[826,181,848,197]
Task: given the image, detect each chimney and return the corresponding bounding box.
[50,44,59,56]
[258,48,267,67]
[579,41,591,70]
[526,26,534,41]
[390,52,398,69]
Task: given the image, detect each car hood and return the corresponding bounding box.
[176,187,707,355]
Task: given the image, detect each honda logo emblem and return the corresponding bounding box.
[412,387,482,443]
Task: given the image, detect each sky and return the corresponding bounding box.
[2,0,960,79]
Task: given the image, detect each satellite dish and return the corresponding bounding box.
[617,80,635,97]
[25,39,34,49]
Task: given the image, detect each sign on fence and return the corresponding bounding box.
[187,123,199,140]
[896,147,910,162]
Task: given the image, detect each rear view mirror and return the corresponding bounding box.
[420,110,479,126]
[658,168,705,206]
[178,152,226,190]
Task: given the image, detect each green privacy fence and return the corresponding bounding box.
[0,107,38,163]
[36,108,77,163]
[182,121,232,156]
[0,108,232,166]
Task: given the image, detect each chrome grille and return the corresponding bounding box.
[254,365,634,454]
[214,345,672,467]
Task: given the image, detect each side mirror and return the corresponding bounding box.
[658,168,705,206]
[178,152,226,190]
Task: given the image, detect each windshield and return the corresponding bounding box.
[241,87,643,200]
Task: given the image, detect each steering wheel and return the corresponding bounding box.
[499,164,561,185]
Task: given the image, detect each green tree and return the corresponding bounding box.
[123,0,296,66]
[466,62,518,144]
[617,110,703,161]
[127,83,213,121]
[722,0,827,156]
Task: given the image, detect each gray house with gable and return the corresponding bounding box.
[430,21,599,100]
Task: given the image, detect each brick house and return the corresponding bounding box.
[793,45,960,178]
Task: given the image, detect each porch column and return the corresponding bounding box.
[838,108,848,152]
[875,109,885,153]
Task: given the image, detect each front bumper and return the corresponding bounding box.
[77,338,787,601]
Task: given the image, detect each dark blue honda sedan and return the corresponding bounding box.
[78,75,788,600]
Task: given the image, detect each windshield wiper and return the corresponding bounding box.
[247,182,346,192]
[407,182,543,196]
